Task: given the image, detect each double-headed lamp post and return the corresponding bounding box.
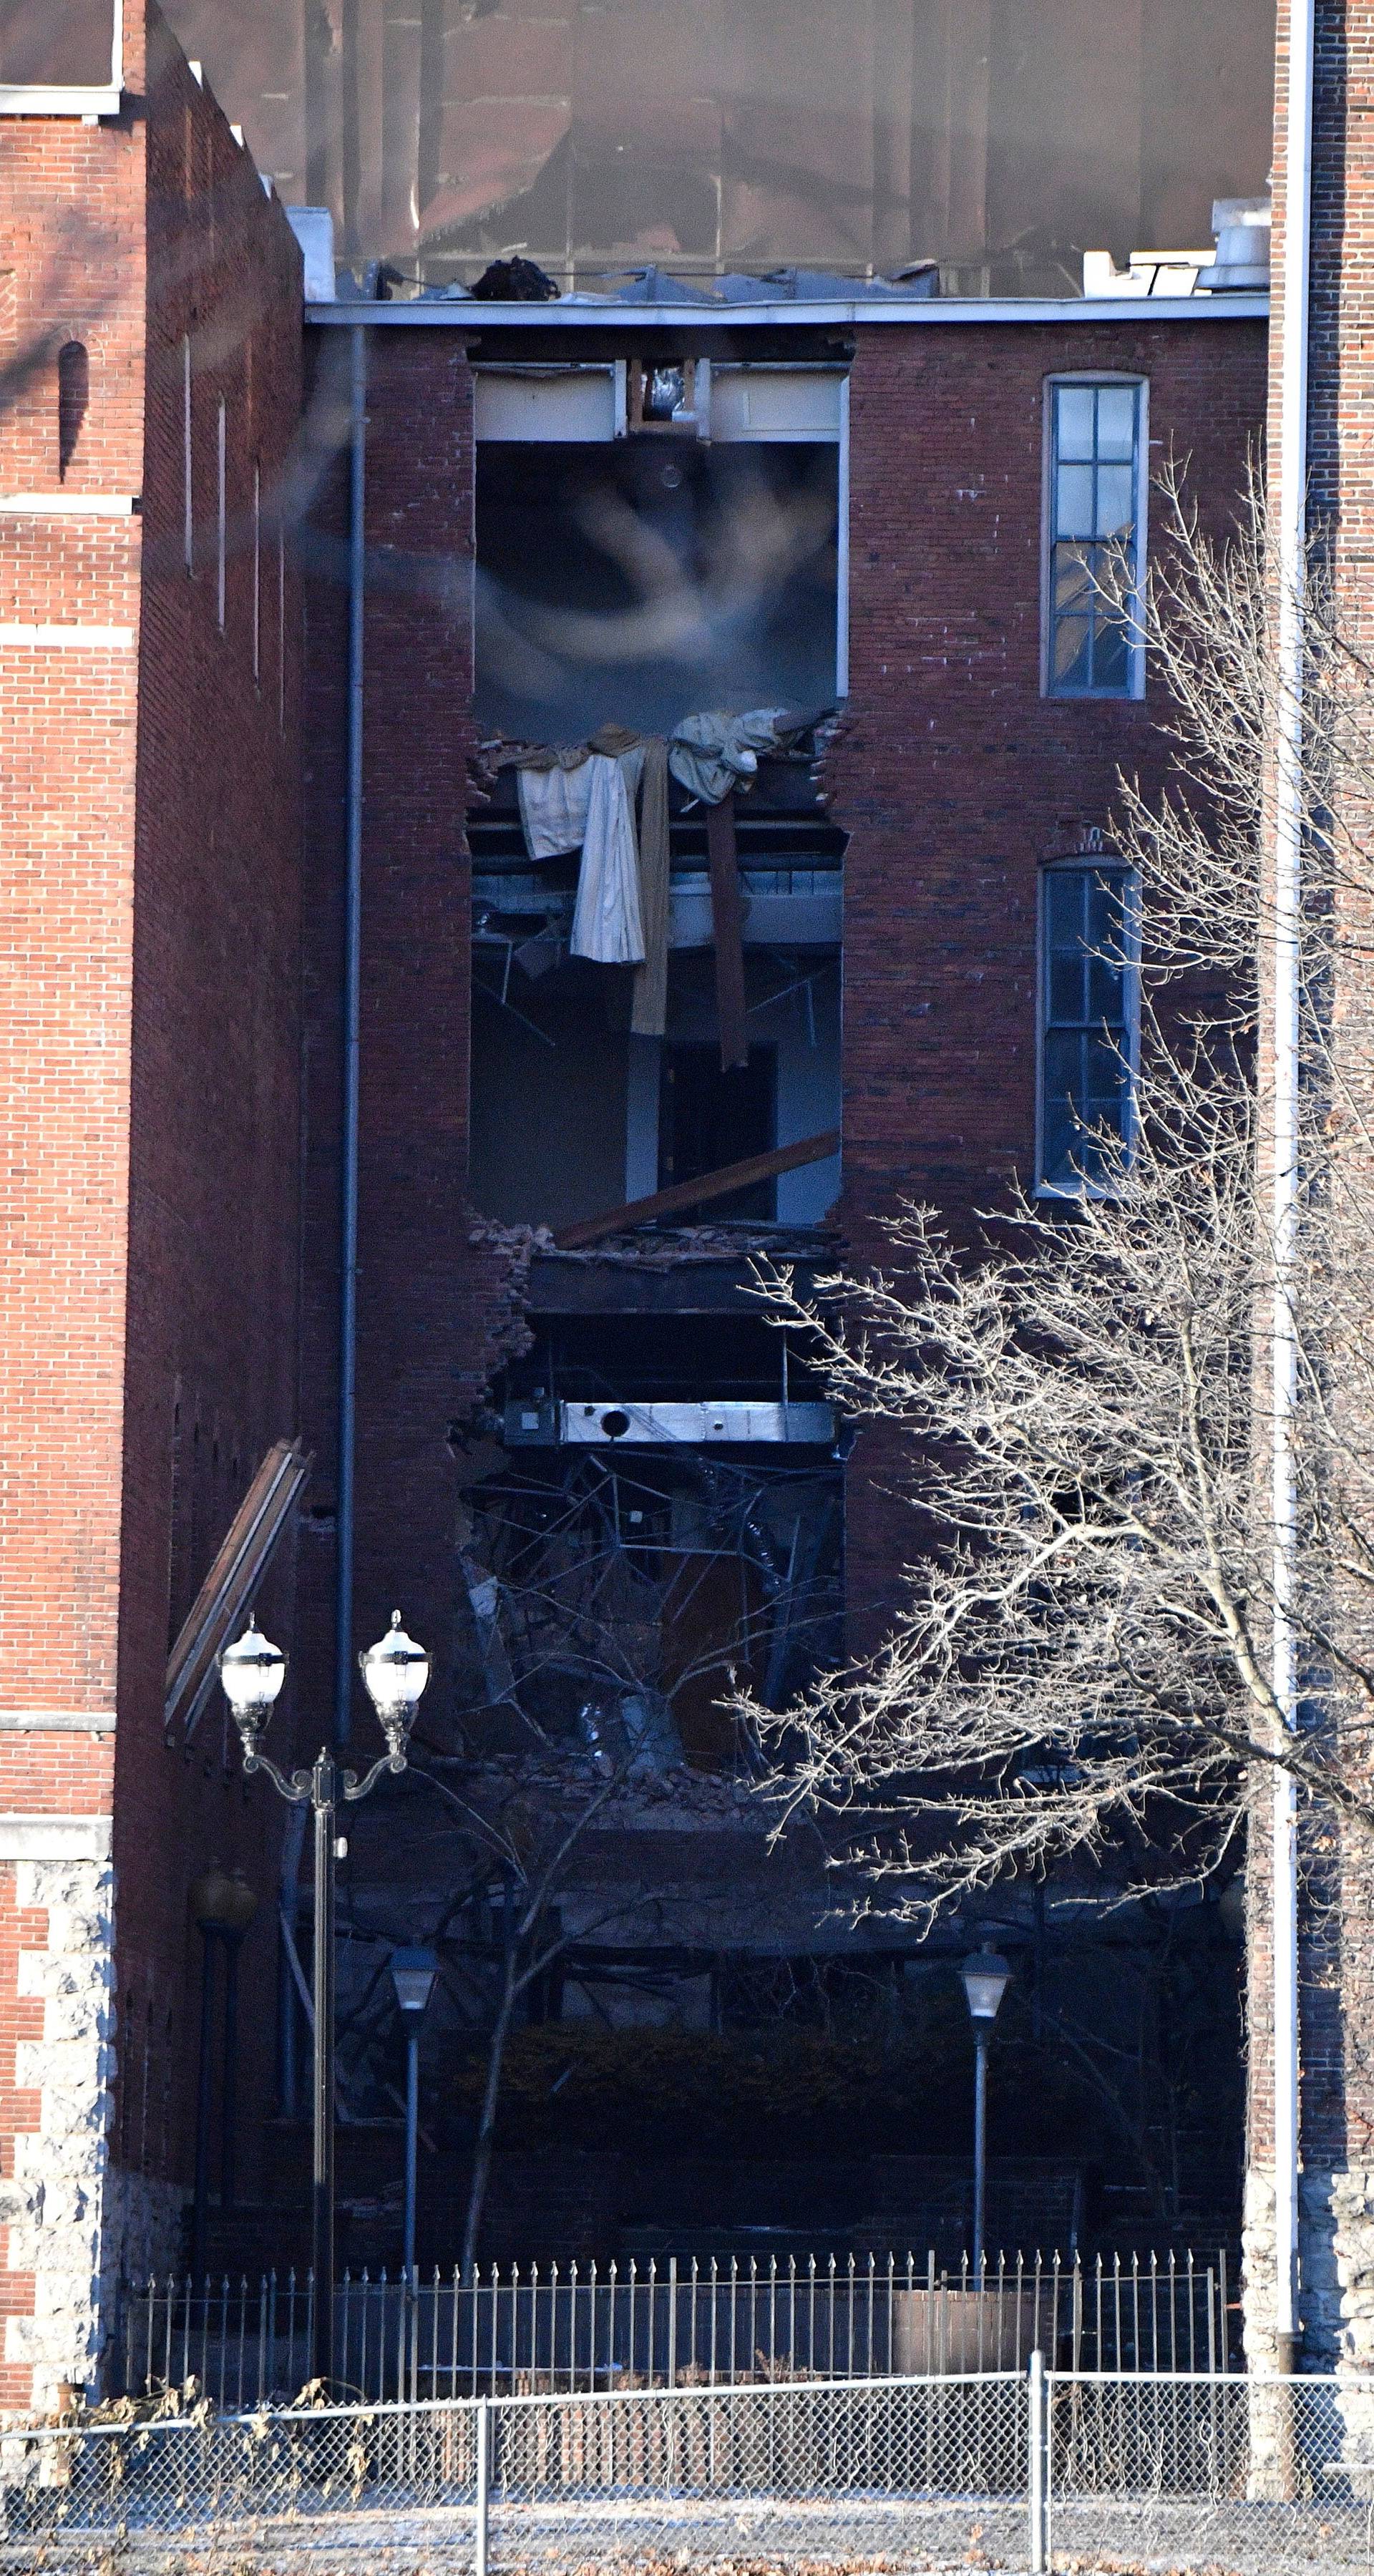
[219,1610,430,2388]
[390,1946,439,2280]
[960,1947,1011,2275]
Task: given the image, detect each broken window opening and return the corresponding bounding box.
[474,436,839,743]
[468,728,843,1234]
[469,941,839,1232]
[449,1430,843,1777]
[468,408,844,1234]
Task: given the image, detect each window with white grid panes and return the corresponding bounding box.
[1046,379,1144,697]
[1038,861,1136,1191]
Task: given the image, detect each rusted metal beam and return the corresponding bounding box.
[554,1128,840,1249]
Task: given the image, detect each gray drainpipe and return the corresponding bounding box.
[336,322,367,1751]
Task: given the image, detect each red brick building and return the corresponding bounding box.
[0,1,303,2405]
[0,4,1270,2398]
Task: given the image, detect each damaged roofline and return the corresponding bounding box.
[308,295,1269,329]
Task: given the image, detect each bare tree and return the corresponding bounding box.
[744,468,1374,1921]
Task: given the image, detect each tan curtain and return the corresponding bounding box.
[630,737,671,1037]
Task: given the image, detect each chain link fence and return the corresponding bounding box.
[5,2369,1374,2571]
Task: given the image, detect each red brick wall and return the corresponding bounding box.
[828,316,1268,1636]
[296,326,497,1755]
[0,0,304,2381]
[0,34,147,1735]
[0,4,151,2405]
[112,4,305,2218]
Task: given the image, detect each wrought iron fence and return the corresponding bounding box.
[8,2370,1374,2572]
[117,2243,1235,2409]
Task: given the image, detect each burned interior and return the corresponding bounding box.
[467,351,845,1239]
[460,347,847,1771]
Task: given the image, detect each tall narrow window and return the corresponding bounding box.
[182,334,193,571]
[1038,858,1137,1192]
[215,396,227,629]
[1045,379,1145,698]
[252,459,261,680]
[57,340,89,480]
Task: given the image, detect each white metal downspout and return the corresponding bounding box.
[1272,0,1315,2377]
[335,323,367,1752]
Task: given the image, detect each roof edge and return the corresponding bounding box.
[308,293,1269,329]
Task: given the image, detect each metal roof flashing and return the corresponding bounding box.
[308,293,1268,328]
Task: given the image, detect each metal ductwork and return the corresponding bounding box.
[504,1397,834,1447]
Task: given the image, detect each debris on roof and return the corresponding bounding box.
[471,255,560,303]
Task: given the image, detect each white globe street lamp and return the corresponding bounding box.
[218,1609,429,2386]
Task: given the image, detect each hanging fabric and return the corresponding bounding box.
[667,707,798,805]
[517,757,593,858]
[570,749,646,963]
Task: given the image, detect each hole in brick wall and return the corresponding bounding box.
[474,438,838,741]
[58,340,89,481]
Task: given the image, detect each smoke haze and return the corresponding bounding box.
[24,0,1274,293]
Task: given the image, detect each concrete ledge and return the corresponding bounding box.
[0,624,135,648]
[0,496,139,518]
[0,1818,112,1862]
[0,1712,116,1733]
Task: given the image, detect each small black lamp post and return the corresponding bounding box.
[389,1946,439,2278]
[188,1864,258,2280]
[960,1947,1011,2273]
[219,1609,430,2386]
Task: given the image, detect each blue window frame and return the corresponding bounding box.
[1046,380,1144,698]
[1038,861,1137,1191]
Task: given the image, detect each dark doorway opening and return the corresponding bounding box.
[660,1041,776,1217]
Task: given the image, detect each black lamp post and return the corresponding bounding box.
[219,1609,430,2387]
[188,1864,259,2280]
[960,1947,1011,2273]
[389,1945,439,2279]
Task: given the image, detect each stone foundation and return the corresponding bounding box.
[0,1834,115,2409]
[103,2165,183,2290]
[1244,2162,1374,2370]
[1242,2162,1280,2368]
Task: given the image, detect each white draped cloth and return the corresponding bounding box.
[570,749,645,964]
[516,758,592,857]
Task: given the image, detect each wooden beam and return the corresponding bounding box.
[164,1440,312,1739]
[555,1129,840,1250]
[706,789,749,1070]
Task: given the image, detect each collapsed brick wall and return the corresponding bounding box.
[296,309,1267,1747]
[824,316,1267,1649]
